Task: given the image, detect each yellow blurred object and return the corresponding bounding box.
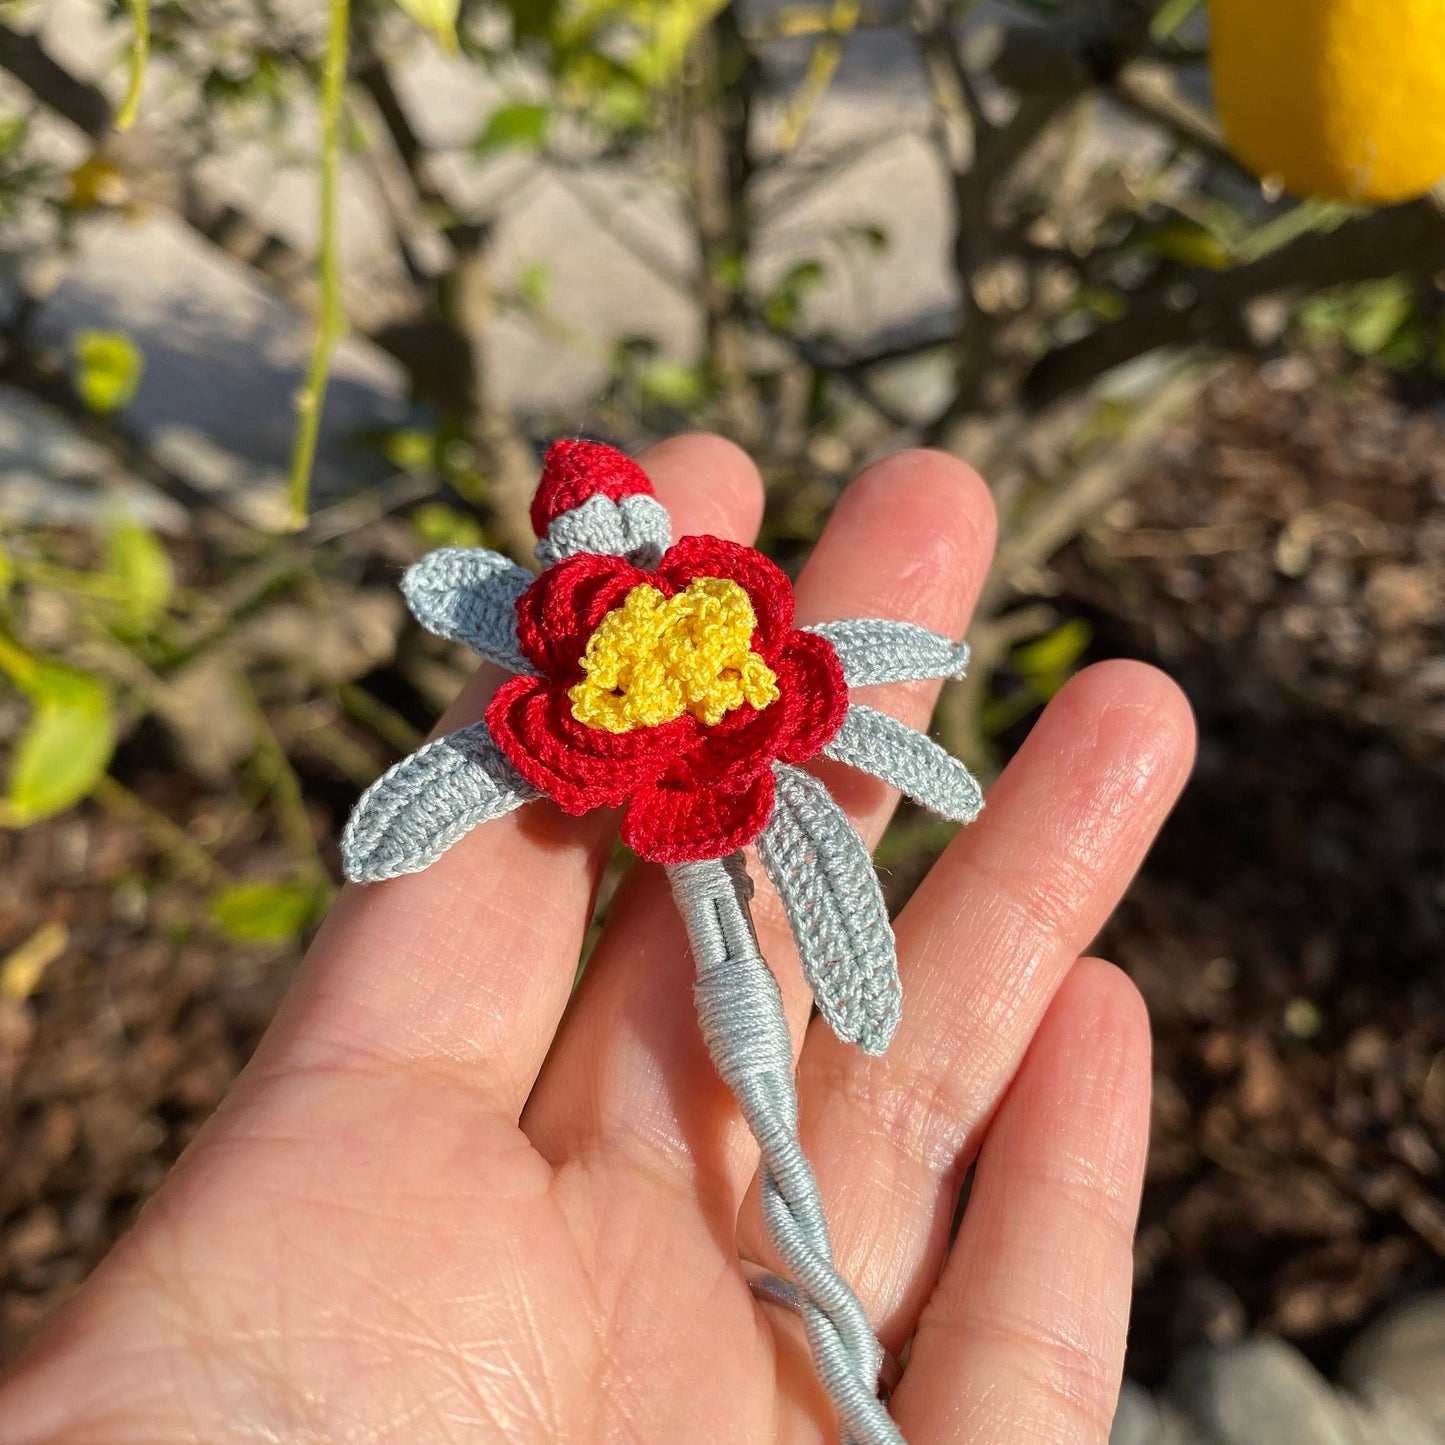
[1,922,67,1002]
[67,154,128,210]
[1211,0,1445,204]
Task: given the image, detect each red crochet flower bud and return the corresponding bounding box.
[530,440,656,538]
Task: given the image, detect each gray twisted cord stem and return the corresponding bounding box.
[668,855,906,1445]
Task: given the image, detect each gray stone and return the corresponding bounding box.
[1342,1294,1445,1432]
[1168,1338,1358,1445]
[1342,1393,1445,1445]
[1113,1380,1209,1445]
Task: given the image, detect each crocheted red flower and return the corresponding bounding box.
[485,535,848,864]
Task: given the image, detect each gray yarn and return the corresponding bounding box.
[668,855,905,1445]
[341,719,540,882]
[824,704,985,823]
[806,618,970,689]
[535,493,672,570]
[756,765,901,1055]
[401,548,536,672]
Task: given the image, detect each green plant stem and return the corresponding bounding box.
[114,0,149,131]
[777,0,861,152]
[238,678,328,883]
[336,681,422,755]
[285,0,350,532]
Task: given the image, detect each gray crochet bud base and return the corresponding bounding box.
[340,443,984,1444]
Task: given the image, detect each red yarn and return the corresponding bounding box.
[514,550,652,682]
[486,533,849,864]
[621,771,776,866]
[488,673,696,815]
[530,440,656,537]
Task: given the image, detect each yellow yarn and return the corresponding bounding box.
[570,577,779,732]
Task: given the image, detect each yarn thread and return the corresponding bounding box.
[568,577,779,732]
[485,534,848,864]
[669,854,905,1445]
[805,617,970,689]
[756,763,901,1055]
[823,703,984,823]
[341,719,539,883]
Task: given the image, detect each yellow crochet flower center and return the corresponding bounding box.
[569,577,779,733]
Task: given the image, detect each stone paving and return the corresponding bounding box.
[1113,1296,1445,1445]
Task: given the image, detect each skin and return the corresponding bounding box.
[0,439,1196,1444]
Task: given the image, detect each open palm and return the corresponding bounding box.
[0,439,1194,1444]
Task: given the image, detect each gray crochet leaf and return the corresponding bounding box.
[401,548,535,672]
[756,763,901,1055]
[536,493,671,569]
[342,720,540,883]
[806,618,969,688]
[824,703,984,823]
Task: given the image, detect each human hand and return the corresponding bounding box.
[0,439,1195,1444]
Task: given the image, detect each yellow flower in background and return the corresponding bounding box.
[1211,0,1445,204]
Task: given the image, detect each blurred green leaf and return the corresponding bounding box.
[1150,0,1201,41]
[710,252,746,291]
[641,360,708,408]
[517,260,551,309]
[1,670,115,826]
[411,502,485,549]
[625,0,729,87]
[72,331,143,415]
[0,113,28,157]
[840,222,888,253]
[1016,619,1092,700]
[0,921,67,1001]
[1138,219,1233,271]
[104,515,173,626]
[1071,287,1127,322]
[762,259,825,329]
[209,881,317,942]
[1298,278,1419,361]
[0,539,13,601]
[1341,281,1416,356]
[393,0,460,51]
[383,428,437,473]
[474,102,552,155]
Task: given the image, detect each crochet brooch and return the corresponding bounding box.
[342,442,984,1445]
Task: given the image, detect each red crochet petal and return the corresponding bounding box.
[773,629,849,764]
[621,771,776,865]
[530,440,656,538]
[486,674,692,815]
[656,535,795,655]
[514,551,652,680]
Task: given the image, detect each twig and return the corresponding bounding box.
[114,0,150,131]
[983,360,1211,613]
[0,23,111,138]
[285,0,350,531]
[776,0,862,154]
[685,13,765,444]
[93,775,228,885]
[337,681,423,755]
[238,677,328,881]
[1025,200,1445,407]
